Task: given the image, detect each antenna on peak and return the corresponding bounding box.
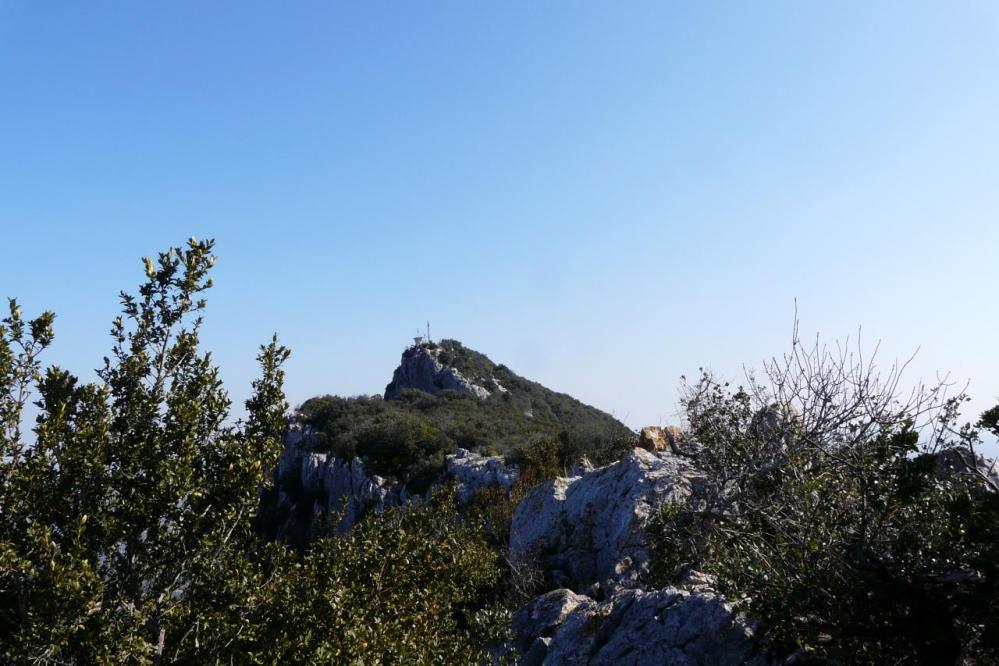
[413,322,432,348]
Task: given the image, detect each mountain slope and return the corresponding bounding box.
[293,339,634,490]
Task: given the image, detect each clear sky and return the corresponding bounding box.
[2,2,997,452]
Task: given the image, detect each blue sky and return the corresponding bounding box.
[1,2,997,450]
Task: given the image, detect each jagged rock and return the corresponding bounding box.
[309,455,408,534]
[513,587,769,665]
[638,426,684,454]
[569,456,595,477]
[638,426,668,452]
[513,589,596,665]
[446,448,520,503]
[277,421,312,478]
[274,425,408,539]
[935,447,999,492]
[385,343,491,400]
[510,448,695,592]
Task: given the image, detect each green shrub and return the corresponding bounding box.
[212,490,505,664]
[649,335,999,663]
[0,241,511,664]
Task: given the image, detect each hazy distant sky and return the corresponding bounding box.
[2,2,997,452]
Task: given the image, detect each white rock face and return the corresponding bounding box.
[446,448,519,503]
[384,344,491,400]
[277,421,311,478]
[510,448,695,592]
[513,587,769,666]
[305,454,408,534]
[275,425,408,538]
[275,426,522,539]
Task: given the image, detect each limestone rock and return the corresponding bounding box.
[307,455,408,534]
[446,448,519,503]
[277,421,312,478]
[510,448,695,592]
[569,456,595,477]
[935,447,999,492]
[273,424,408,539]
[513,587,769,665]
[638,426,668,452]
[638,426,684,454]
[384,344,491,400]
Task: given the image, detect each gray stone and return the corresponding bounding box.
[510,448,695,592]
[385,344,491,400]
[274,423,409,538]
[513,587,769,666]
[446,448,519,503]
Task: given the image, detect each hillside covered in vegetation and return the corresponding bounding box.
[292,339,635,491]
[2,241,997,664]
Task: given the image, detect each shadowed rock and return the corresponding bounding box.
[513,587,770,665]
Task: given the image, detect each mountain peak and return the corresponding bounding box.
[380,339,632,446]
[384,340,495,400]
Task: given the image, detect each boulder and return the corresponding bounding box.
[510,448,695,592]
[513,586,769,665]
[446,448,519,503]
[638,426,668,452]
[638,426,684,454]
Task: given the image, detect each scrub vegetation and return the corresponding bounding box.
[1,241,995,663]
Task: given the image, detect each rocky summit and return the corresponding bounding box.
[384,342,493,400]
[259,340,780,663]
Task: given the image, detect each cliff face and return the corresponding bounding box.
[384,343,492,400]
[510,447,695,594]
[265,423,518,546]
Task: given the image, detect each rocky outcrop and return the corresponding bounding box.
[446,448,519,503]
[935,447,999,492]
[507,445,773,663]
[510,448,696,593]
[638,426,684,454]
[513,587,769,665]
[274,423,408,539]
[385,344,491,400]
[302,453,409,534]
[276,421,312,477]
[274,426,526,542]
